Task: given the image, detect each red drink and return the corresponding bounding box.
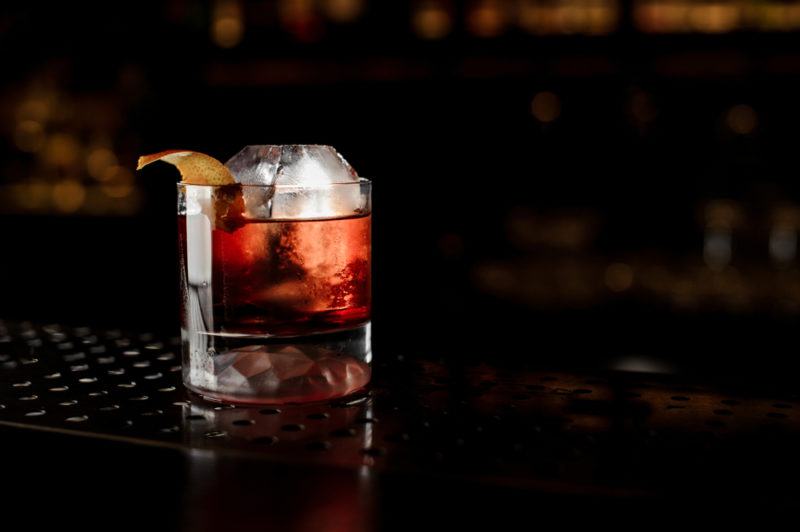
[180,214,371,336]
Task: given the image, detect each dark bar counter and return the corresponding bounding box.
[1,321,797,530]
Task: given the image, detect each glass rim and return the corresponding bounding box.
[177,177,371,189]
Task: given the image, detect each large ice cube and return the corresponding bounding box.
[225,145,358,186]
[225,145,363,218]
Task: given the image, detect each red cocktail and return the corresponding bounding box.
[178,181,372,405]
[139,145,372,404]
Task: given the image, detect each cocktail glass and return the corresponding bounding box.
[178,179,371,404]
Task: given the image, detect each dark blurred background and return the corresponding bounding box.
[3,0,800,379]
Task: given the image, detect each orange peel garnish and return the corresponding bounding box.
[136,150,235,185]
[137,149,245,231]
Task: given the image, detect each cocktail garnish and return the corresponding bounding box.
[136,149,245,231]
[136,150,236,185]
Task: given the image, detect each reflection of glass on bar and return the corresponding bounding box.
[178,178,372,405]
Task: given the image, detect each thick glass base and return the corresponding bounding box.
[182,323,371,405]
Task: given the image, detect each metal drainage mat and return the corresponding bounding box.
[1,319,799,498]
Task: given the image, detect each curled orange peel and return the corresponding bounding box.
[136,150,236,185]
[137,149,245,231]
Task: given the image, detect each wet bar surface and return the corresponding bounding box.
[0,320,798,529]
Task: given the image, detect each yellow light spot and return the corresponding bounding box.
[726,104,757,135]
[518,4,543,34]
[44,133,81,168]
[213,18,243,48]
[635,4,690,33]
[531,91,561,123]
[52,180,86,213]
[211,0,244,48]
[757,5,790,31]
[587,6,616,35]
[413,1,452,39]
[466,0,507,38]
[14,120,45,153]
[556,6,588,35]
[605,263,634,292]
[688,5,738,34]
[87,148,118,181]
[322,0,364,23]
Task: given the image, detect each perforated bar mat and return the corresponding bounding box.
[1,319,799,498]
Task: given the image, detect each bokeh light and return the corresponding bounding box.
[43,133,81,169]
[321,0,364,23]
[531,91,561,123]
[726,104,758,135]
[87,147,119,181]
[412,1,453,39]
[519,1,618,35]
[52,179,86,213]
[467,0,508,38]
[634,1,800,33]
[211,0,244,48]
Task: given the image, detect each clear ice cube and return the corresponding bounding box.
[225,145,358,186]
[224,145,363,219]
